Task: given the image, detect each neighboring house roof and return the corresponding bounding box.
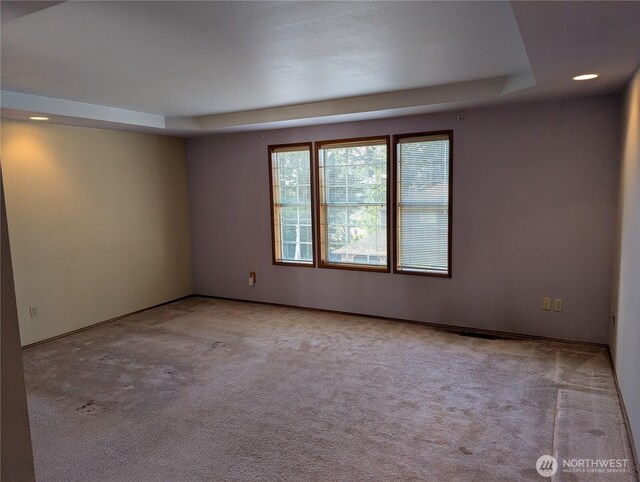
[333,231,386,257]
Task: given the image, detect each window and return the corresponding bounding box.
[393,131,452,276]
[269,132,453,276]
[269,143,315,266]
[316,137,389,271]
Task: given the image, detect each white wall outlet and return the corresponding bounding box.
[542,298,551,311]
[553,299,563,312]
[29,306,39,318]
[249,272,256,286]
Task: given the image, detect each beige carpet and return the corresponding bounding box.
[23,297,637,481]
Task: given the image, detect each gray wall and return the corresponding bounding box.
[611,67,640,463]
[187,95,620,344]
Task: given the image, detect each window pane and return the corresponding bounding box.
[278,206,312,262]
[396,133,451,275]
[327,186,347,203]
[282,224,297,243]
[399,207,448,271]
[282,242,297,260]
[300,243,312,261]
[270,145,314,265]
[299,225,312,243]
[318,138,388,269]
[280,206,311,225]
[279,185,298,204]
[326,205,387,266]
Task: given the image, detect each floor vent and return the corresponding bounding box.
[458,331,498,340]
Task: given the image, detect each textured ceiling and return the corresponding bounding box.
[1,1,639,135]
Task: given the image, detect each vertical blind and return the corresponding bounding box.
[396,133,450,274]
[270,145,313,264]
[317,139,388,268]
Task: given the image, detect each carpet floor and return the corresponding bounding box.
[23,297,637,481]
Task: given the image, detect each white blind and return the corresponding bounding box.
[318,139,387,267]
[271,146,313,264]
[396,134,450,274]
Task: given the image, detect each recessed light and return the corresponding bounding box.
[573,74,598,81]
[29,116,49,121]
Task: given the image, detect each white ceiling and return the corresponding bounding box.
[1,1,639,136]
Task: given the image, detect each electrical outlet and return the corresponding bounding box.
[29,306,39,318]
[553,299,563,312]
[249,272,256,286]
[542,298,551,311]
